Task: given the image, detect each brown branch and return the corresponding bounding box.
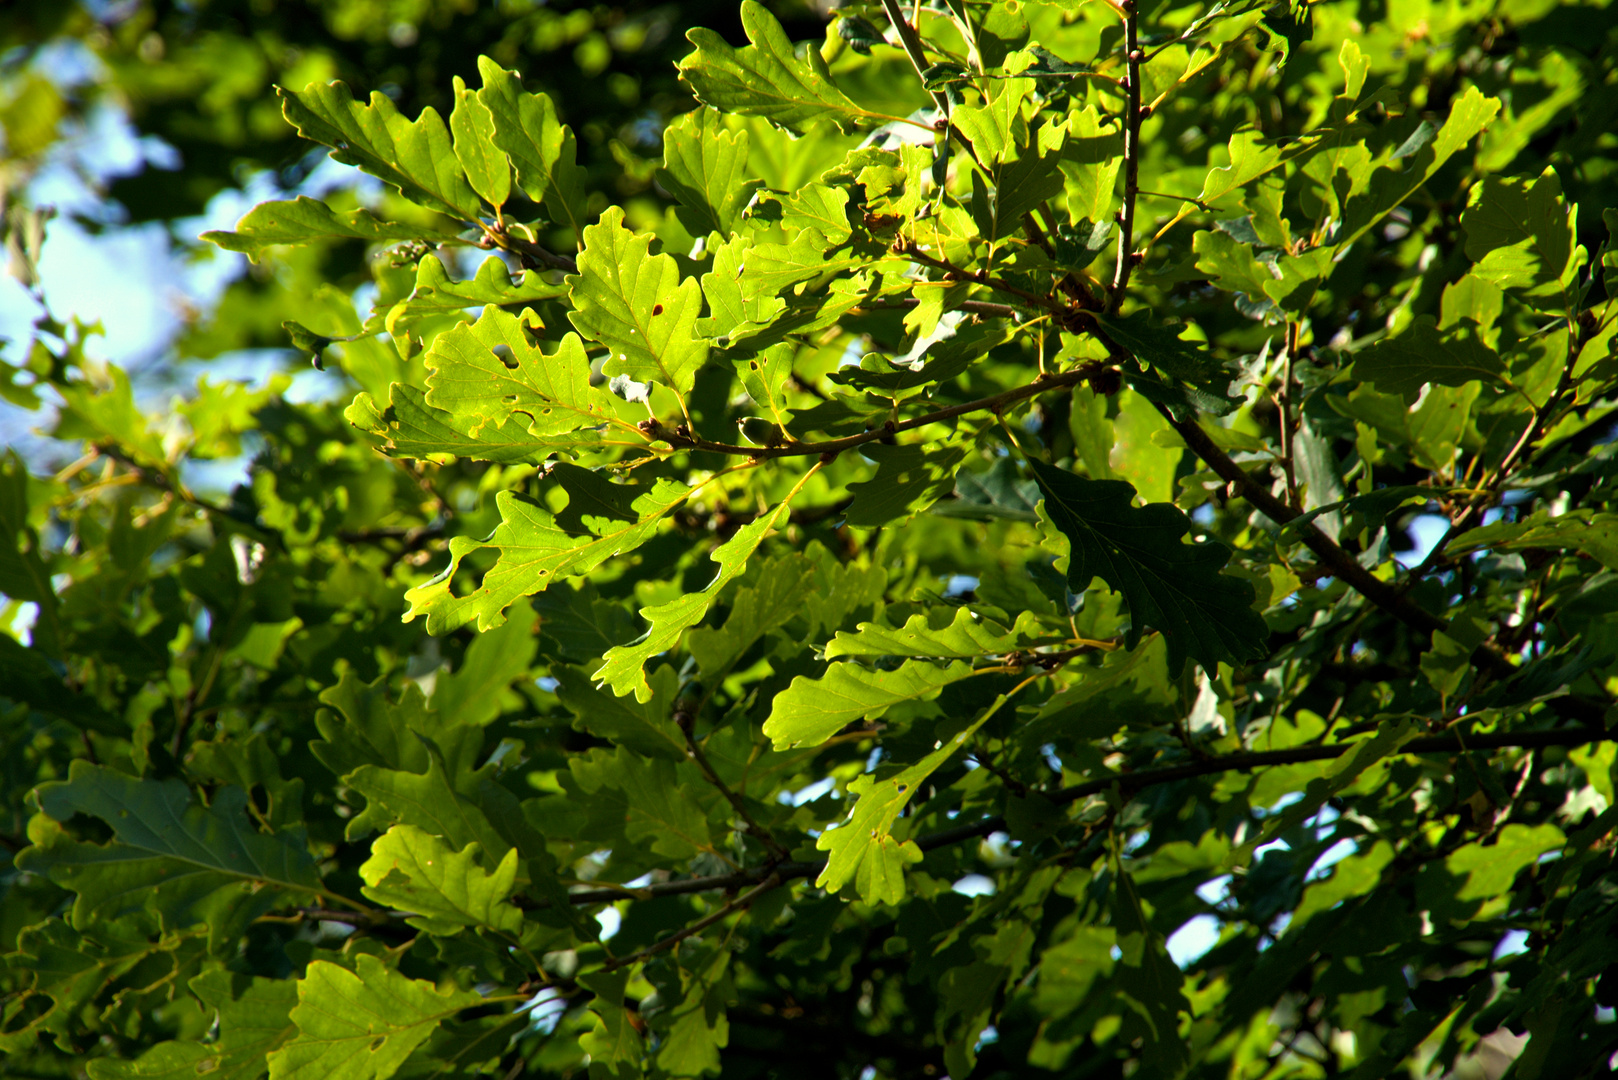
[896,238,1064,314]
[1108,2,1144,312]
[678,711,794,864]
[482,224,577,274]
[1159,408,1608,726]
[650,366,1094,460]
[560,726,1611,906]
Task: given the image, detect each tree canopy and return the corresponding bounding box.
[2,0,1618,1078]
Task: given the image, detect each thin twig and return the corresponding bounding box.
[559,726,1611,906]
[1161,408,1607,726]
[897,238,1065,314]
[1108,2,1144,312]
[601,872,782,970]
[482,223,577,274]
[680,713,794,864]
[647,366,1094,460]
[1398,327,1586,586]
[879,0,951,117]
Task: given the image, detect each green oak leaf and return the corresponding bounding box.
[1354,314,1507,402]
[403,467,689,634]
[594,497,795,700]
[475,57,587,240]
[1060,105,1123,226]
[16,762,320,940]
[277,82,481,220]
[815,698,1005,903]
[825,607,1052,660]
[1030,459,1268,672]
[532,578,637,663]
[266,954,481,1080]
[1337,86,1501,246]
[1193,229,1275,297]
[686,553,815,678]
[655,948,733,1078]
[359,825,523,935]
[1449,510,1618,571]
[763,658,976,750]
[567,746,715,860]
[568,206,709,400]
[1462,167,1580,304]
[201,196,456,262]
[376,255,565,339]
[347,382,592,464]
[933,458,1042,522]
[449,76,509,209]
[1096,311,1240,416]
[85,969,298,1080]
[679,0,876,135]
[763,184,853,246]
[342,738,513,858]
[845,443,967,527]
[422,306,627,445]
[701,235,787,345]
[1200,128,1283,204]
[657,106,760,241]
[552,662,687,761]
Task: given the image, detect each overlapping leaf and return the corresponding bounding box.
[377,255,565,337]
[679,1,875,134]
[359,825,523,935]
[403,466,689,634]
[594,498,795,700]
[1354,314,1506,402]
[568,207,709,400]
[658,107,760,240]
[421,306,625,447]
[202,196,457,261]
[763,659,976,750]
[266,955,481,1080]
[1030,460,1268,672]
[475,57,587,238]
[17,763,321,937]
[845,444,967,527]
[825,607,1051,660]
[86,970,298,1080]
[277,82,481,219]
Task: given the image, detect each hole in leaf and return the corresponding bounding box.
[370,1037,386,1052]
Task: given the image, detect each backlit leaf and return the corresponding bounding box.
[278,82,481,219]
[359,825,524,935]
[568,206,709,400]
[266,955,481,1080]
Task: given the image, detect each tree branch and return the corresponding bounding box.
[649,366,1094,460]
[879,0,952,118]
[560,726,1611,906]
[679,711,794,864]
[1156,409,1617,727]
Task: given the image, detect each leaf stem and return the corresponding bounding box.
[1108,1,1143,313]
